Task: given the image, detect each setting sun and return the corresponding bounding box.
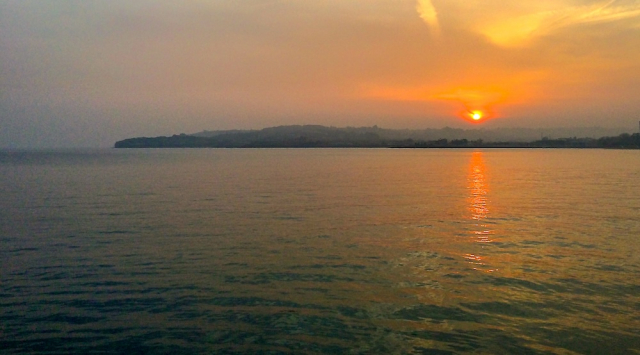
[470,111,483,121]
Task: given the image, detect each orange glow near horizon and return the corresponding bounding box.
[359,69,559,125]
[435,87,508,123]
[362,85,510,123]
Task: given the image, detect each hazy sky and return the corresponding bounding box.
[2,0,640,147]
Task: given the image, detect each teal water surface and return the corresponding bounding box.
[1,149,639,354]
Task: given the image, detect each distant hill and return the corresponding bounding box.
[190,126,630,142]
[114,125,640,149]
[191,129,255,137]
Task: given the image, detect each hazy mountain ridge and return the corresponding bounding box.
[192,125,631,142]
[115,125,639,148]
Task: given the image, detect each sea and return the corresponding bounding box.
[1,148,639,354]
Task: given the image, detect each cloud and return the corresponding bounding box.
[417,0,640,46]
[416,0,440,36]
[479,0,640,46]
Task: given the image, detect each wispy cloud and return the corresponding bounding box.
[416,0,640,46]
[479,0,640,46]
[416,0,440,36]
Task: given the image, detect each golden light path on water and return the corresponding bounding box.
[465,151,496,272]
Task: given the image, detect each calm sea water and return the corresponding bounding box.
[1,148,639,354]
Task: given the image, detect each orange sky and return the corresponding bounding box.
[1,0,639,147]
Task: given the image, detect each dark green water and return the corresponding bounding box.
[1,149,639,354]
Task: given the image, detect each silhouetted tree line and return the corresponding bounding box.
[115,126,640,149]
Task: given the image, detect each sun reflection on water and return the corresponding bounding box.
[469,151,493,242]
[466,151,496,272]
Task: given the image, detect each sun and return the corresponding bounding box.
[457,108,492,123]
[469,111,483,121]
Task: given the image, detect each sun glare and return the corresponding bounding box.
[470,111,483,121]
